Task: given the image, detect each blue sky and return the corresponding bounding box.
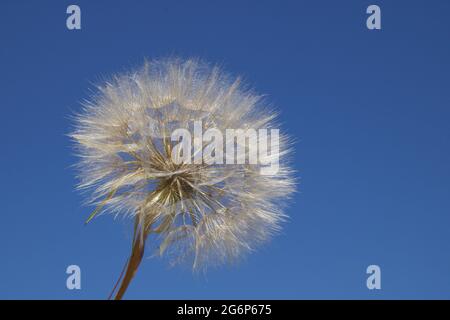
[1,0,450,299]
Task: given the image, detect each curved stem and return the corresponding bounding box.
[110,216,148,300]
[108,257,129,300]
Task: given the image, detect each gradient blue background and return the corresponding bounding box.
[1,0,449,299]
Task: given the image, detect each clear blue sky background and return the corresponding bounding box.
[1,0,449,299]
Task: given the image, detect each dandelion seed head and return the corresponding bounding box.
[71,58,295,270]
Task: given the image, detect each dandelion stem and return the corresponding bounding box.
[111,216,148,300]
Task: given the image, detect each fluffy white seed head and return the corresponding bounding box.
[71,58,295,269]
